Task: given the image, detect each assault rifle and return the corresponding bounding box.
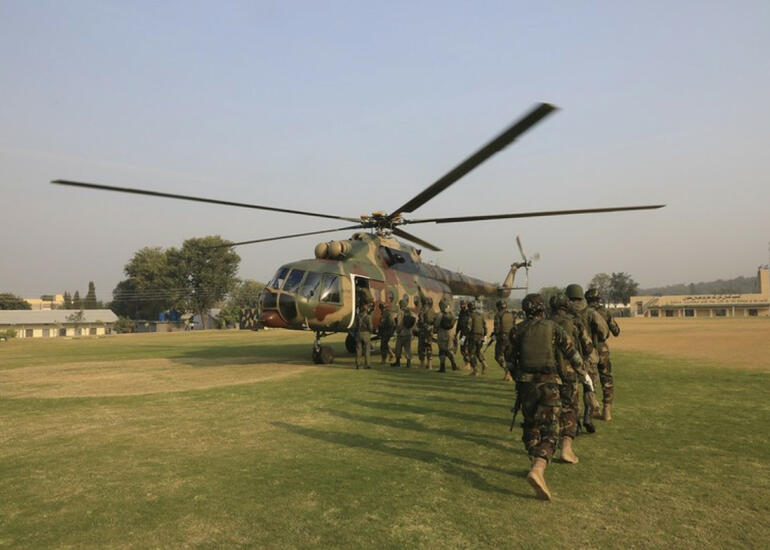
[509,383,522,431]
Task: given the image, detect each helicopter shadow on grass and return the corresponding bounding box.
[167,340,326,368]
[272,421,534,497]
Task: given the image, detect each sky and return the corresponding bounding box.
[2,1,769,302]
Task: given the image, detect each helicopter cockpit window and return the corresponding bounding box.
[268,267,289,289]
[300,272,322,299]
[283,269,305,293]
[319,273,341,303]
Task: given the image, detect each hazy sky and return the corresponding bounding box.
[2,1,769,302]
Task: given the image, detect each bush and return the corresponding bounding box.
[1,328,17,339]
[113,317,135,334]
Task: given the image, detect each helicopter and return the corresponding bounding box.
[52,102,664,364]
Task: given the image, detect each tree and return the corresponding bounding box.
[609,272,639,305]
[0,293,31,310]
[63,291,73,309]
[72,291,82,309]
[84,281,98,309]
[66,310,85,334]
[111,247,177,320]
[169,236,240,329]
[218,279,265,328]
[588,273,612,303]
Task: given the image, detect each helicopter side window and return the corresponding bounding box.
[300,272,322,298]
[269,267,289,289]
[283,269,305,293]
[320,274,341,303]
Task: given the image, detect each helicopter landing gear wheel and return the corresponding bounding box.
[312,345,334,364]
[345,333,357,354]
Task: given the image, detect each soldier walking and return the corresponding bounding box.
[417,297,437,369]
[378,302,396,364]
[467,302,489,376]
[585,288,620,421]
[549,293,594,463]
[355,302,374,369]
[508,293,584,500]
[493,300,516,381]
[565,284,609,433]
[391,297,416,368]
[455,301,471,369]
[434,299,459,372]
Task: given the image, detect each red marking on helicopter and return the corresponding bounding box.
[314,304,338,322]
[259,310,288,329]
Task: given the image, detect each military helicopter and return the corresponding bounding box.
[52,102,664,363]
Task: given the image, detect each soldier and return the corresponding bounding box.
[455,301,471,369]
[391,297,416,368]
[378,302,396,364]
[417,296,437,369]
[467,301,489,376]
[355,302,374,369]
[585,288,620,421]
[549,293,594,463]
[565,284,609,433]
[493,300,516,381]
[434,299,459,372]
[508,293,584,500]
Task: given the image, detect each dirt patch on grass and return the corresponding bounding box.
[613,318,770,370]
[0,358,315,399]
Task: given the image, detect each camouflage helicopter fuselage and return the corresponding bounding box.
[259,231,507,333]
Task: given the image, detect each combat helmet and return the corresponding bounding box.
[438,299,448,311]
[565,284,584,300]
[467,301,475,311]
[549,292,570,312]
[584,288,600,304]
[522,293,546,318]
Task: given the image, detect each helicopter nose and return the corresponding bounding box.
[259,310,289,328]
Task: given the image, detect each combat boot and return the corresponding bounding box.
[526,458,552,501]
[470,367,478,377]
[390,359,400,367]
[560,437,579,464]
[503,371,513,382]
[426,358,432,370]
[583,409,596,434]
[438,360,446,373]
[590,393,602,418]
[406,359,412,368]
[480,360,488,375]
[603,403,612,421]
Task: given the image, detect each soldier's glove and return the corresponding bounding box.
[583,373,595,393]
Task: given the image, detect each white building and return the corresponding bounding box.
[0,309,118,338]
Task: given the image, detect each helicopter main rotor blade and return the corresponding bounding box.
[389,103,557,219]
[391,227,442,252]
[51,179,361,222]
[211,225,364,248]
[405,204,665,225]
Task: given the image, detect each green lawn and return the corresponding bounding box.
[1,330,768,549]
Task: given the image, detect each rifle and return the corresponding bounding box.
[483,333,496,352]
[509,384,522,431]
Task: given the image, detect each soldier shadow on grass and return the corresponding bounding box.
[346,398,504,425]
[317,407,513,453]
[367,390,511,412]
[373,378,512,402]
[273,421,534,498]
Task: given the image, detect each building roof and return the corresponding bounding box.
[0,309,118,325]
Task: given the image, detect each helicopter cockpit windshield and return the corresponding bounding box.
[262,267,343,324]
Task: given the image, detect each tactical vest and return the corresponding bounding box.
[439,312,455,330]
[470,312,485,337]
[517,319,558,373]
[421,309,436,332]
[380,311,394,333]
[402,311,415,329]
[457,311,470,335]
[497,310,515,338]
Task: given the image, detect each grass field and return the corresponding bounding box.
[2,320,769,549]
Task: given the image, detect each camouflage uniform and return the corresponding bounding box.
[549,294,591,442]
[417,297,436,369]
[378,303,396,363]
[509,294,584,500]
[355,303,373,369]
[392,298,416,368]
[455,301,471,368]
[467,303,489,376]
[434,300,458,372]
[587,290,620,408]
[493,300,516,380]
[566,284,608,431]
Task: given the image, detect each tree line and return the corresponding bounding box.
[110,235,263,326]
[539,272,639,306]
